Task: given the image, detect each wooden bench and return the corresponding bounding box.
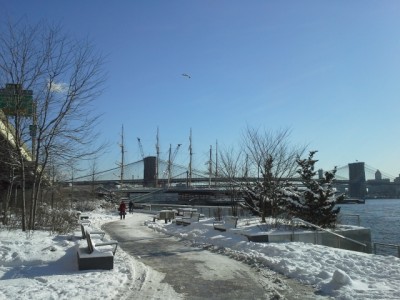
[213,216,238,232]
[77,212,90,222]
[177,208,197,216]
[181,212,201,226]
[153,210,175,223]
[80,214,89,220]
[175,210,194,225]
[77,230,118,270]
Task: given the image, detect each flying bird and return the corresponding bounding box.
[182,73,191,79]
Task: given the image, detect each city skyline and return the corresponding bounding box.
[2,1,400,177]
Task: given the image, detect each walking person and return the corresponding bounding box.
[119,200,126,220]
[129,200,134,213]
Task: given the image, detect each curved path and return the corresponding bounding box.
[102,213,326,300]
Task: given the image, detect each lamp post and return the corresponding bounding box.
[29,101,37,161]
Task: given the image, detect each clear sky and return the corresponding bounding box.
[2,1,400,179]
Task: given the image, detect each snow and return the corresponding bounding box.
[1,209,399,299]
[0,211,181,300]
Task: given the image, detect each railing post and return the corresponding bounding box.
[373,243,377,254]
[398,245,400,258]
[291,219,294,242]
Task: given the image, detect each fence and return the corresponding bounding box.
[339,214,400,258]
[373,243,400,257]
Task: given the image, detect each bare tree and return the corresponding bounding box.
[0,18,106,230]
[217,146,245,216]
[242,127,307,222]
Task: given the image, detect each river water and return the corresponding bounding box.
[337,199,400,256]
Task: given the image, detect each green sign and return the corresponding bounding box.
[0,84,33,116]
[29,124,37,137]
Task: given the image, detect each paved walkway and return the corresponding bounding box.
[102,213,326,300]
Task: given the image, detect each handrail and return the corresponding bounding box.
[373,242,400,258]
[292,218,367,248]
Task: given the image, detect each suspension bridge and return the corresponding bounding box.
[73,157,396,183]
[70,157,400,199]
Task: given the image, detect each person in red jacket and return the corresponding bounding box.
[118,201,126,220]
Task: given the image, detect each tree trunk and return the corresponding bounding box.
[31,178,42,229]
[261,197,267,223]
[29,180,36,230]
[20,160,27,231]
[2,181,13,225]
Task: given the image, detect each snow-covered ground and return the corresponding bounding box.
[0,211,181,300]
[1,209,399,299]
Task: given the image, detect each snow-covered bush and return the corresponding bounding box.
[285,151,343,228]
[35,204,77,234]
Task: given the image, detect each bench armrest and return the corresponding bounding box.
[90,231,106,240]
[95,241,119,255]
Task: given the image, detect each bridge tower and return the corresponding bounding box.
[143,156,157,187]
[348,162,366,199]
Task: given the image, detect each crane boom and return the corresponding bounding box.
[171,144,181,163]
[137,137,144,159]
[167,143,181,187]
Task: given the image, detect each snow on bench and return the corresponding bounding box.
[153,210,175,223]
[175,210,203,226]
[80,223,106,240]
[77,230,118,271]
[180,212,201,226]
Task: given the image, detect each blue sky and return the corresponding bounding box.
[3,1,400,179]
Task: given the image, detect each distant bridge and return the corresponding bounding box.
[72,158,400,199]
[73,157,396,183]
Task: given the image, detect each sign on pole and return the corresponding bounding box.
[0,84,33,116]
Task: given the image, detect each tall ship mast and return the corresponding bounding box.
[215,140,218,186]
[119,124,125,185]
[188,128,193,187]
[155,127,160,187]
[209,145,212,188]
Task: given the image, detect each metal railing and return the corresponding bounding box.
[338,214,400,257]
[291,218,367,251]
[373,243,400,258]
